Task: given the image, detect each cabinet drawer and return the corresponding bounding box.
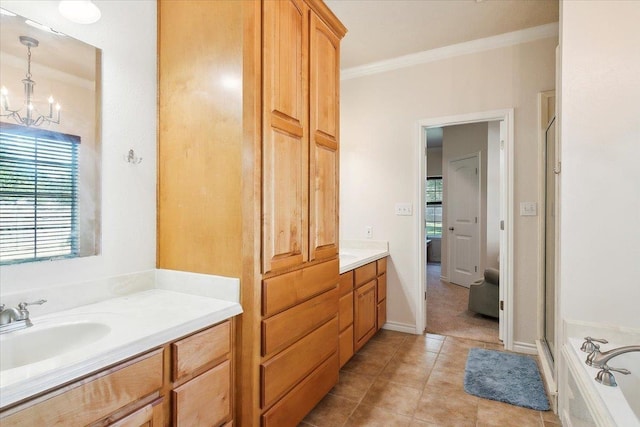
[377,257,387,274]
[377,272,387,304]
[338,292,353,331]
[261,352,339,427]
[172,360,231,427]
[261,317,338,408]
[338,271,353,296]
[339,325,354,367]
[354,262,376,287]
[172,320,230,381]
[377,300,387,331]
[263,259,338,317]
[109,397,164,427]
[262,287,338,356]
[2,350,163,427]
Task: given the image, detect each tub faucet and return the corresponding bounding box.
[586,345,640,368]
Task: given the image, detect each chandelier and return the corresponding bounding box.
[0,36,61,127]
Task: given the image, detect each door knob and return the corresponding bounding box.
[448,227,454,231]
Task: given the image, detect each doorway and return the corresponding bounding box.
[416,109,514,350]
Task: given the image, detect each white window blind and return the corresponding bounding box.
[0,122,80,264]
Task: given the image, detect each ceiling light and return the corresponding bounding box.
[58,1,101,24]
[0,36,62,127]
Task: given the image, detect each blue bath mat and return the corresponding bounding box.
[464,348,550,411]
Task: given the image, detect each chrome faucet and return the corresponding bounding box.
[0,299,47,334]
[586,345,640,368]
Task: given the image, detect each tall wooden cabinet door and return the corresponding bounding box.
[262,0,310,274]
[309,13,340,262]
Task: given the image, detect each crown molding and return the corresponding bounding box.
[341,22,559,81]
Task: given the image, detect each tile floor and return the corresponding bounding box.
[300,330,561,427]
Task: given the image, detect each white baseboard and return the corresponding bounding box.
[382,321,418,335]
[513,341,538,355]
[440,275,449,282]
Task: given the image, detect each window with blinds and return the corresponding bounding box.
[0,122,80,265]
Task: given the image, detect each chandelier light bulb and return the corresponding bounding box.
[58,1,101,25]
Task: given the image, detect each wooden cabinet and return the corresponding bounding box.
[0,320,233,427]
[158,1,345,425]
[341,256,389,361]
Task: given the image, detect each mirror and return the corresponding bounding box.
[0,9,101,264]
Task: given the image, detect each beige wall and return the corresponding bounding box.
[559,1,640,330]
[440,122,488,283]
[340,36,557,344]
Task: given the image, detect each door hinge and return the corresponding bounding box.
[475,266,478,273]
[500,300,504,310]
[500,220,504,230]
[475,167,478,175]
[424,291,427,300]
[475,216,478,224]
[500,140,504,150]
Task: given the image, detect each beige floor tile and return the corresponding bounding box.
[475,399,543,427]
[379,359,430,389]
[540,410,561,423]
[408,419,439,426]
[303,393,359,427]
[439,337,484,354]
[426,333,446,341]
[341,353,389,376]
[369,329,411,347]
[403,335,445,353]
[392,347,439,367]
[361,378,422,416]
[357,340,399,362]
[344,404,412,427]
[434,350,470,369]
[483,342,505,351]
[330,371,375,402]
[413,391,478,427]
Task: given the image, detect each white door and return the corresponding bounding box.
[448,154,481,287]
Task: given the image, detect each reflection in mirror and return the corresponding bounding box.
[0,9,101,265]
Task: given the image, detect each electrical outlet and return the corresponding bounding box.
[366,226,373,239]
[519,202,537,216]
[395,203,413,216]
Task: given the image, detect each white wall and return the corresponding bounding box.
[0,1,157,295]
[559,1,640,331]
[340,36,556,342]
[440,122,488,282]
[486,121,501,270]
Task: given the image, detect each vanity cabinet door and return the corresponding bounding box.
[172,360,231,427]
[354,280,377,352]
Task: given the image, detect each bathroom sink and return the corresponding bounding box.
[0,321,111,371]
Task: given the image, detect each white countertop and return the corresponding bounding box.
[340,240,389,274]
[0,285,242,408]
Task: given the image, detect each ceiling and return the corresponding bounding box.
[325,0,559,69]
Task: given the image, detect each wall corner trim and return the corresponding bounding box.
[340,22,559,81]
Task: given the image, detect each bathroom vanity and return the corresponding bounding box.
[0,282,242,426]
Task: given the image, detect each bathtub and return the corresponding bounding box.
[562,337,640,426]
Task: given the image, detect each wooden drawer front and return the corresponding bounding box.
[338,292,353,331]
[172,360,231,427]
[377,272,387,304]
[377,257,387,274]
[354,280,377,352]
[2,350,163,427]
[263,259,338,317]
[262,352,339,427]
[109,397,164,427]
[354,262,376,287]
[172,320,230,381]
[377,300,387,331]
[338,270,353,296]
[262,287,338,356]
[339,325,354,367]
[261,317,338,408]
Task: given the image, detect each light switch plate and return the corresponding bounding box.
[395,203,413,216]
[520,202,537,216]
